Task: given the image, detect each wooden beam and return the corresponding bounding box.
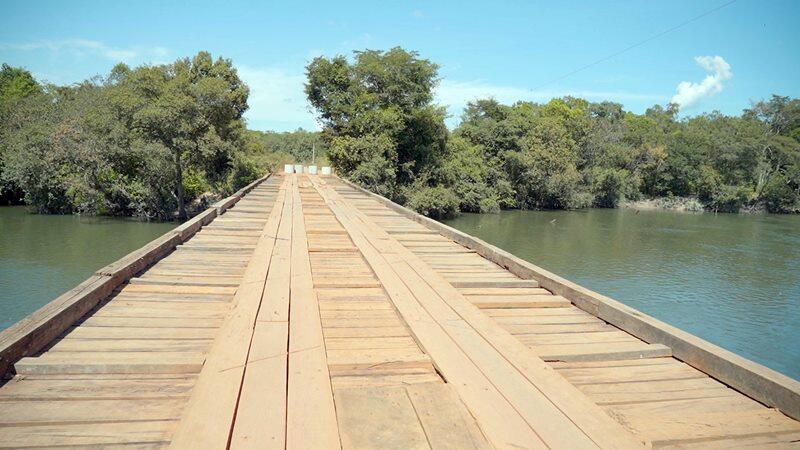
[230,175,295,448]
[286,178,341,449]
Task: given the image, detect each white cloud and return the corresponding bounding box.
[236,65,319,132]
[0,39,168,63]
[436,79,663,125]
[671,56,732,110]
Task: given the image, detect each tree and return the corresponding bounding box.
[2,54,258,219]
[109,52,249,219]
[305,47,447,202]
[449,95,800,213]
[0,64,42,204]
[0,64,41,116]
[248,128,327,163]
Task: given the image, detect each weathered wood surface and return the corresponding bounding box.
[1,172,798,449]
[330,175,800,447]
[338,175,800,422]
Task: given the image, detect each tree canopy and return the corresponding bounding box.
[0,54,271,218]
[2,47,799,219]
[107,52,250,218]
[305,50,800,216]
[306,47,447,203]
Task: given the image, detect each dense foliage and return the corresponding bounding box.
[0,55,269,219]
[305,47,448,208]
[3,48,799,220]
[247,129,327,164]
[450,96,800,214]
[306,49,800,217]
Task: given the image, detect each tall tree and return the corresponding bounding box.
[305,47,447,200]
[109,52,249,219]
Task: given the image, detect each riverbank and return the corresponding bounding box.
[620,197,705,213]
[618,196,789,214]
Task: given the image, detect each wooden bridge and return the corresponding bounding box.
[1,173,799,448]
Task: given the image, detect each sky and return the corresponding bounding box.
[1,0,798,131]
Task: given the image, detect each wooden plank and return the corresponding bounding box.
[324,336,418,350]
[62,326,216,340]
[331,373,442,389]
[323,327,411,338]
[0,398,184,426]
[406,382,492,450]
[589,387,738,406]
[311,179,551,449]
[230,176,295,449]
[320,309,397,321]
[469,294,571,308]
[0,377,195,400]
[557,362,709,385]
[334,386,429,450]
[131,276,240,287]
[459,287,550,296]
[0,420,176,448]
[230,323,289,449]
[121,283,237,296]
[14,352,204,375]
[610,409,800,446]
[93,305,226,319]
[286,180,340,449]
[326,348,431,370]
[450,279,539,289]
[657,431,800,449]
[78,316,223,329]
[608,395,765,416]
[534,342,672,362]
[47,338,211,353]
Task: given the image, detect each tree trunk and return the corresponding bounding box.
[175,149,187,220]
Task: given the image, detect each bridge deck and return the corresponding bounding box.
[1,173,798,449]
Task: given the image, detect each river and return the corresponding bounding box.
[0,206,176,330]
[444,208,800,380]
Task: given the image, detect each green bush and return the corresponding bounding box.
[762,173,800,213]
[182,168,211,201]
[227,155,262,192]
[405,184,459,219]
[589,167,639,208]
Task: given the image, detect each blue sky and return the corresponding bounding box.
[1,0,798,131]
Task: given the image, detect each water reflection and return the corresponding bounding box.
[0,207,176,329]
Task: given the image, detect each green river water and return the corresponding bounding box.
[0,206,175,330]
[444,208,800,380]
